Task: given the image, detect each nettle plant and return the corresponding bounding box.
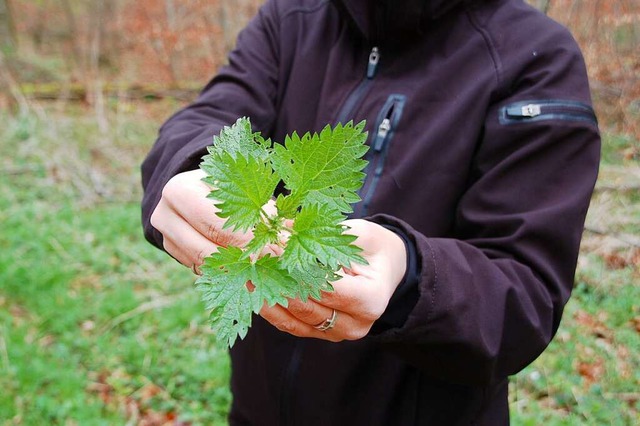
[196,118,369,347]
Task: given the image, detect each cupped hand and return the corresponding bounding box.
[150,169,261,273]
[259,219,408,342]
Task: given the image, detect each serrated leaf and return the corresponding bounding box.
[244,221,280,257]
[197,118,369,347]
[288,262,336,300]
[196,247,258,347]
[204,151,279,233]
[275,193,300,219]
[282,204,366,272]
[207,117,271,161]
[197,247,300,347]
[251,255,300,306]
[200,116,271,189]
[271,121,368,213]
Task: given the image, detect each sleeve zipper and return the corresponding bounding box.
[500,100,598,125]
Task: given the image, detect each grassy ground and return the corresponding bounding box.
[0,101,231,425]
[510,132,640,425]
[0,101,638,425]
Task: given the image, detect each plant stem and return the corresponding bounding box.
[281,225,295,234]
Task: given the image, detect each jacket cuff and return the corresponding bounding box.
[141,132,214,250]
[368,223,421,334]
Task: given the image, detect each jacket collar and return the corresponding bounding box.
[332,0,469,43]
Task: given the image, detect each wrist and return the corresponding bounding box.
[370,224,420,334]
[380,224,408,290]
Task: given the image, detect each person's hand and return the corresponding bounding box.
[150,169,257,273]
[259,219,408,342]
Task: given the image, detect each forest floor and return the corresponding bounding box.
[0,100,638,425]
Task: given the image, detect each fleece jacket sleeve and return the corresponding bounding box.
[141,0,281,249]
[367,24,601,385]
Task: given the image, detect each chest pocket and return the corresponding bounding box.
[353,94,406,218]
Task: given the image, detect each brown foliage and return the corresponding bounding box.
[574,309,611,340]
[87,369,188,426]
[576,358,605,387]
[546,0,640,140]
[8,0,261,85]
[602,248,640,270]
[4,0,640,139]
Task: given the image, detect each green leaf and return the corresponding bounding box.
[207,117,271,161]
[196,247,258,348]
[199,116,273,209]
[197,247,300,347]
[203,151,279,233]
[288,262,336,300]
[243,220,280,257]
[271,121,369,213]
[251,255,300,306]
[197,118,369,347]
[282,204,366,272]
[275,193,300,220]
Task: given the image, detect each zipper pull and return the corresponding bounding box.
[521,104,541,117]
[367,47,380,79]
[373,118,391,151]
[506,103,541,118]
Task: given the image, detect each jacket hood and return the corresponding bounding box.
[331,0,470,43]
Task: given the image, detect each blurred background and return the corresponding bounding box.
[0,0,638,424]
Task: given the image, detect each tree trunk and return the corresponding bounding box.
[60,0,83,76]
[0,0,17,53]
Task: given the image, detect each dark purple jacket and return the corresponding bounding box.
[141,0,600,424]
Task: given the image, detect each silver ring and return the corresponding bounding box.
[313,309,337,331]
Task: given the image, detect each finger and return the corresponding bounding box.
[155,205,220,268]
[316,275,388,323]
[260,303,340,341]
[340,219,376,255]
[162,237,201,273]
[315,274,364,309]
[262,302,369,342]
[163,170,251,247]
[341,219,398,264]
[286,297,348,327]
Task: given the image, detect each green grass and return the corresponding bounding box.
[510,132,640,425]
[510,261,640,425]
[1,102,638,425]
[0,104,230,425]
[600,133,639,166]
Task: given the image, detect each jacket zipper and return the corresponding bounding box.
[499,100,597,125]
[335,46,380,123]
[355,94,406,217]
[280,47,381,426]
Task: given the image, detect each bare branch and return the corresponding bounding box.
[584,226,640,248]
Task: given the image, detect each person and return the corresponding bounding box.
[141,0,601,424]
